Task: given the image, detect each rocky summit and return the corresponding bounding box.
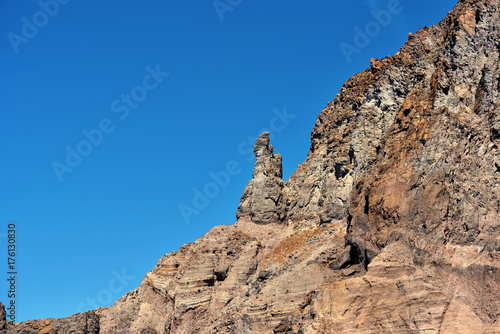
[4,0,500,332]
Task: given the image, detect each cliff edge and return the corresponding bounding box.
[5,0,500,332]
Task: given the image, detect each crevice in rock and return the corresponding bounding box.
[364,194,370,215]
[335,236,375,273]
[349,147,355,165]
[335,163,348,179]
[215,269,227,282]
[346,212,353,234]
[491,128,500,141]
[203,278,215,287]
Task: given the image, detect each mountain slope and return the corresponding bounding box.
[3,0,500,332]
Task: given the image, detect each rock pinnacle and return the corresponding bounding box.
[236,132,285,224]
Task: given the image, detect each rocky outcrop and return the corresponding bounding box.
[0,302,7,332]
[6,0,500,332]
[305,239,500,333]
[236,132,285,224]
[344,0,500,254]
[3,310,100,334]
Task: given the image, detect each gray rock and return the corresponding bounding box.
[12,1,500,333]
[236,132,285,224]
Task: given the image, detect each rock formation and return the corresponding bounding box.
[0,302,7,332]
[4,0,500,332]
[236,132,285,224]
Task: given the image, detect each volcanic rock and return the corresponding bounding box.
[6,0,500,332]
[236,132,285,224]
[0,302,6,332]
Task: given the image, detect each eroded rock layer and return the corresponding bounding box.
[5,0,500,332]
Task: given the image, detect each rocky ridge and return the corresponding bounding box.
[3,0,500,332]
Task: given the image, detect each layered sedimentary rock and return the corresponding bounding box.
[5,0,500,332]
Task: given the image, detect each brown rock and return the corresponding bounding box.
[0,302,7,332]
[13,0,500,333]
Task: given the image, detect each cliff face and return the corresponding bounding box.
[5,0,500,332]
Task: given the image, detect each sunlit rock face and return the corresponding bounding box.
[236,132,285,225]
[5,0,500,333]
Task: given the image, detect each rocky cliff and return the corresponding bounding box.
[4,0,500,332]
[237,132,285,224]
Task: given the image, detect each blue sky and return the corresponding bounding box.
[1,0,458,322]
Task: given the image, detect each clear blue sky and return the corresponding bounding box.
[0,0,457,322]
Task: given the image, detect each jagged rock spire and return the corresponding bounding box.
[236,132,285,224]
